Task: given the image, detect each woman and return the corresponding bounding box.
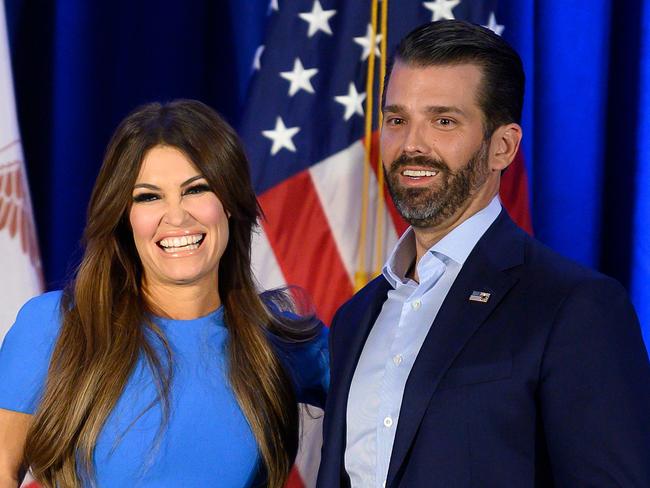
[0,100,328,487]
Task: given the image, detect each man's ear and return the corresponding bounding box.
[489,123,522,172]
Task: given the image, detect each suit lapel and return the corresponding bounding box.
[386,211,526,486]
[336,278,392,395]
[326,277,392,486]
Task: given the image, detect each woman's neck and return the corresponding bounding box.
[142,280,221,320]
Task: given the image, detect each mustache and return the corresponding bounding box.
[389,154,450,174]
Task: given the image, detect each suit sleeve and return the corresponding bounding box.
[539,277,650,486]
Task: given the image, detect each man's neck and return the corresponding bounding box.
[413,187,498,266]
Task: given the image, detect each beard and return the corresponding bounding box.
[384,140,491,228]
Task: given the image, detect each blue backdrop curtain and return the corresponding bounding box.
[5,0,650,348]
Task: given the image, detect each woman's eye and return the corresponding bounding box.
[184,184,212,196]
[132,192,159,203]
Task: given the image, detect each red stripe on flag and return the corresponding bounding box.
[500,148,533,234]
[259,170,354,325]
[285,466,306,488]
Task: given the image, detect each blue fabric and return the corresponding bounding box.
[0,290,329,487]
[632,0,650,348]
[527,1,612,267]
[499,0,649,349]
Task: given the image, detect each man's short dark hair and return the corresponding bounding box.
[385,20,525,137]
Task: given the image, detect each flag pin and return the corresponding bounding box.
[469,291,491,303]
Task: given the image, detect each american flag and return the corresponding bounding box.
[240,1,532,486]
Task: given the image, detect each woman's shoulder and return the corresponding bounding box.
[18,290,64,316]
[0,291,64,413]
[5,290,64,345]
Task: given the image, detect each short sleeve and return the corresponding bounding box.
[0,290,63,414]
[272,326,330,408]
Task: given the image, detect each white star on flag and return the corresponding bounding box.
[299,0,337,37]
[354,24,382,61]
[262,117,301,155]
[423,0,460,21]
[268,0,279,13]
[252,45,265,71]
[484,12,504,36]
[280,58,318,96]
[334,83,366,120]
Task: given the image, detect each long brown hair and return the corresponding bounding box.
[24,100,316,487]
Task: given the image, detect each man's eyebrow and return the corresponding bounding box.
[425,105,466,116]
[382,104,467,116]
[133,175,205,190]
[383,104,405,114]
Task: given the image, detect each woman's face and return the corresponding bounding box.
[129,145,229,292]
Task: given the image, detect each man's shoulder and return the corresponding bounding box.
[345,275,389,305]
[489,212,618,291]
[332,275,389,322]
[522,231,618,289]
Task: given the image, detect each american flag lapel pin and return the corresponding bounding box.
[469,291,491,303]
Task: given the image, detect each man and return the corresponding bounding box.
[317,20,650,488]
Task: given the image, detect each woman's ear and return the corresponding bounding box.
[489,123,522,172]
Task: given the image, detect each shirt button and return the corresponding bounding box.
[411,299,421,310]
[383,416,393,428]
[393,354,403,366]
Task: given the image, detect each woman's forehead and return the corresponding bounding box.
[136,146,202,183]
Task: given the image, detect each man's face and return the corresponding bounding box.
[381,61,493,229]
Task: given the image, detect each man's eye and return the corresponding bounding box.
[184,184,212,196]
[132,192,159,203]
[437,118,454,127]
[386,117,404,126]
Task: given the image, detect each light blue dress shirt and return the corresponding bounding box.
[345,197,502,488]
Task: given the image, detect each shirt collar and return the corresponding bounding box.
[383,196,502,287]
[433,196,502,265]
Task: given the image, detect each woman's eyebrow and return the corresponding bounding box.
[180,175,205,187]
[133,175,205,190]
[133,183,159,190]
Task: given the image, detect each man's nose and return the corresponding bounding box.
[402,123,431,155]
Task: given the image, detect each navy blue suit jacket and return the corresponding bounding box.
[317,210,650,487]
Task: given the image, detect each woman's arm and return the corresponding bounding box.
[0,293,63,488]
[0,408,31,488]
[273,325,330,408]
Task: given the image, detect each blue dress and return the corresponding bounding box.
[0,291,329,487]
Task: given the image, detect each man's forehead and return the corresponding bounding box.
[391,59,484,80]
[385,61,484,109]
